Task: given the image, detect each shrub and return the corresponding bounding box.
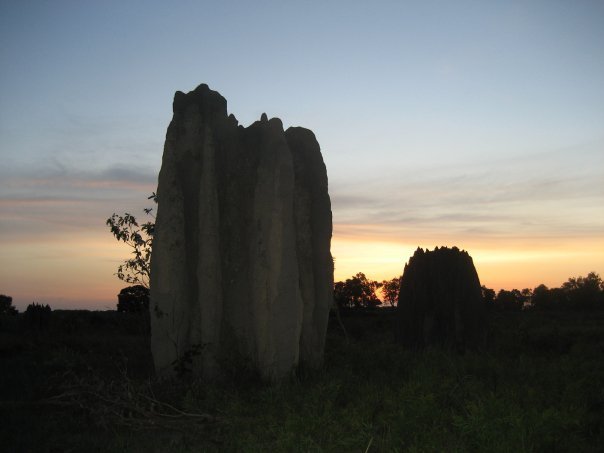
[0,294,18,316]
[23,302,52,331]
[117,285,150,313]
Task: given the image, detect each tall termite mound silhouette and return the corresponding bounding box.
[396,247,485,350]
[150,84,333,381]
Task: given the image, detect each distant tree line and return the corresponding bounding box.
[482,272,604,312]
[106,195,603,314]
[0,298,53,331]
[334,273,382,308]
[334,271,604,312]
[333,273,401,309]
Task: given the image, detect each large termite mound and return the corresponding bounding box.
[396,247,485,350]
[150,84,333,381]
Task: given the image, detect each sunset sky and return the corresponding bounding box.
[1,1,603,311]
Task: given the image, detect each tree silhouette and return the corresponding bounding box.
[0,294,18,315]
[106,193,157,288]
[561,272,603,310]
[531,273,603,311]
[493,289,524,311]
[334,273,382,308]
[117,285,150,313]
[381,277,401,307]
[531,284,552,309]
[24,302,51,331]
[481,286,496,309]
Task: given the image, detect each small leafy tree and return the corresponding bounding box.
[106,193,157,288]
[481,285,496,309]
[531,284,552,310]
[493,289,524,311]
[0,294,18,315]
[561,272,603,310]
[531,273,603,311]
[117,285,150,313]
[381,277,401,307]
[334,273,382,308]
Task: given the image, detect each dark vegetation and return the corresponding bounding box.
[1,200,589,450]
[23,302,52,332]
[335,271,604,315]
[117,285,150,314]
[105,192,156,289]
[0,294,18,316]
[1,281,603,452]
[334,272,382,308]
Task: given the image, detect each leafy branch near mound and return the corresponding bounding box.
[106,193,157,288]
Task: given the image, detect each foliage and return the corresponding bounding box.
[479,273,604,312]
[117,285,150,313]
[481,285,496,308]
[480,273,604,313]
[0,294,18,316]
[561,272,604,310]
[531,272,604,311]
[172,344,205,378]
[2,308,603,451]
[334,272,382,308]
[24,302,52,331]
[106,193,157,288]
[380,277,400,307]
[492,289,530,311]
[531,285,565,310]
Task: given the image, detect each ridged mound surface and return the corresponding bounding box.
[150,84,333,381]
[397,247,485,350]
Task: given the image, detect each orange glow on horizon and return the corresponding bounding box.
[332,233,604,292]
[1,222,602,311]
[0,231,131,311]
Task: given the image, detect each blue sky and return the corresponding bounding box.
[1,1,603,309]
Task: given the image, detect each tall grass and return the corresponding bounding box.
[0,309,602,452]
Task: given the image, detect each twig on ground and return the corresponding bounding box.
[25,377,220,431]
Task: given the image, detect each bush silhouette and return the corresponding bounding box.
[333,273,382,308]
[493,289,525,311]
[117,285,150,313]
[530,273,603,311]
[0,294,18,316]
[381,277,401,307]
[24,302,52,331]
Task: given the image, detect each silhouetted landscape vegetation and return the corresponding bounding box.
[1,272,603,451]
[3,196,601,451]
[3,0,604,450]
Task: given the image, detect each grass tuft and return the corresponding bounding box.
[0,309,603,451]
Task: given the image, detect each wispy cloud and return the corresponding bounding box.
[330,144,604,244]
[0,162,158,242]
[1,162,157,199]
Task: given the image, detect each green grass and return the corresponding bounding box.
[1,309,603,452]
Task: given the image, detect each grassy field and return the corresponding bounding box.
[1,308,603,452]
